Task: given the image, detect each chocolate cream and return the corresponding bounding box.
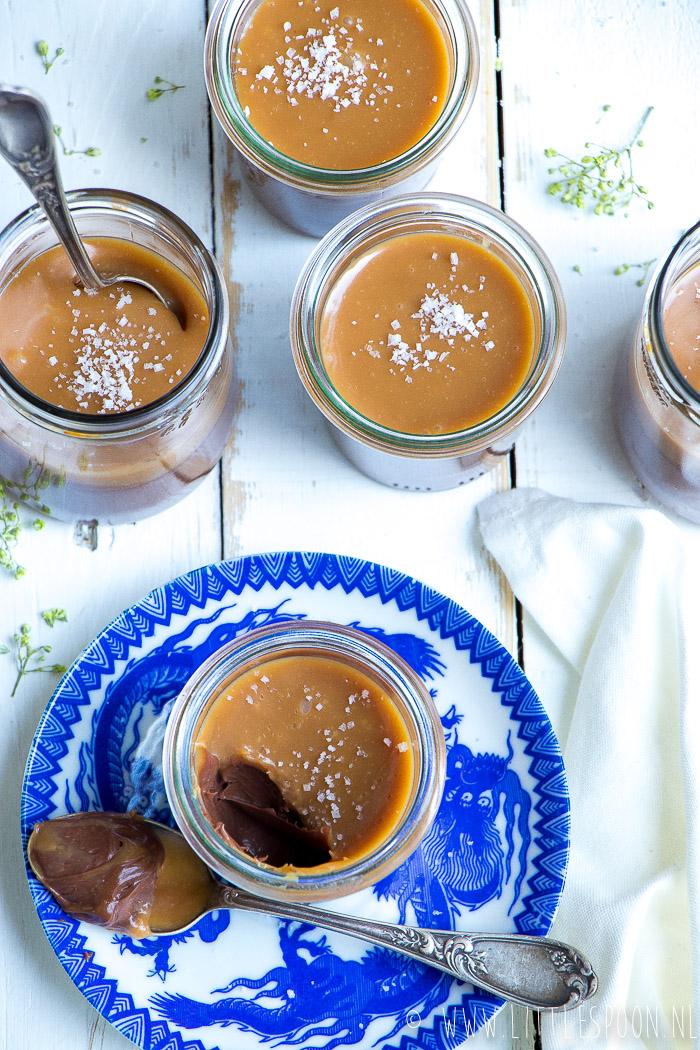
[28,811,164,938]
[197,751,332,867]
[28,811,213,938]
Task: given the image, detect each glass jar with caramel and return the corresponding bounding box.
[204,0,479,236]
[163,620,446,902]
[616,220,700,522]
[291,193,566,490]
[0,189,235,524]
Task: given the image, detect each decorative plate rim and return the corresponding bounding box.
[21,550,570,1050]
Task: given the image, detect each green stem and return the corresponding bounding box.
[630,106,654,145]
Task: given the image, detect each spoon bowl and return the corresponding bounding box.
[28,813,597,1013]
[0,85,187,328]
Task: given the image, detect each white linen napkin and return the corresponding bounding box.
[477,488,699,1049]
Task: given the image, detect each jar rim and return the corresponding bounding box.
[647,217,700,415]
[291,192,567,457]
[204,0,479,193]
[163,620,446,902]
[0,188,229,436]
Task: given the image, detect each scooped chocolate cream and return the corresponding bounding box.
[198,752,332,868]
[28,811,164,938]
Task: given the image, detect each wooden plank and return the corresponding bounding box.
[499,0,700,511]
[0,2,220,1048]
[497,5,700,1042]
[217,0,518,659]
[498,0,700,726]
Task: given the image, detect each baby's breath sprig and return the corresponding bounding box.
[35,40,64,74]
[0,482,45,579]
[53,125,101,159]
[146,77,185,102]
[614,259,656,287]
[0,616,68,698]
[545,107,654,216]
[0,488,24,579]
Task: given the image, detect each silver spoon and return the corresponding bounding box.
[148,821,598,1012]
[28,815,597,1011]
[191,879,597,1012]
[0,84,186,328]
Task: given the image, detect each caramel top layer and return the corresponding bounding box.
[0,238,209,415]
[195,652,414,866]
[320,231,536,434]
[234,0,451,169]
[663,261,700,395]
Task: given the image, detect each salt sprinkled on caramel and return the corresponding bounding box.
[354,251,495,379]
[248,8,393,114]
[63,287,179,412]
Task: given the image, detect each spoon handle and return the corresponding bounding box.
[0,85,100,290]
[217,885,597,1012]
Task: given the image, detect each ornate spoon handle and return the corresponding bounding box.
[217,884,597,1012]
[0,84,99,289]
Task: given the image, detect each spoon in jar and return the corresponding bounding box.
[28,814,598,1013]
[0,85,187,329]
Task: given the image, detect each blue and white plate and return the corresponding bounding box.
[21,552,569,1050]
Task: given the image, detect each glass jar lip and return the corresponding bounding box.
[162,619,446,901]
[0,187,229,435]
[647,216,700,414]
[291,192,567,456]
[204,0,479,192]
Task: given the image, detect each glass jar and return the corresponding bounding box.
[616,221,700,522]
[163,620,446,902]
[290,193,566,490]
[204,0,479,237]
[0,189,235,524]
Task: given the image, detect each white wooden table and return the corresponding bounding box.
[0,1,697,1047]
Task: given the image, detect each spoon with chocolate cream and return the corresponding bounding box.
[0,85,186,328]
[28,811,597,1012]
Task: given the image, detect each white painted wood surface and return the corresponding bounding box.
[0,0,696,1047]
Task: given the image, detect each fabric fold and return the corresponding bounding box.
[477,488,696,1049]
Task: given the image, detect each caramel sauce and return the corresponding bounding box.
[195,653,415,866]
[149,825,213,934]
[234,0,451,169]
[0,238,209,415]
[663,261,700,394]
[320,231,536,434]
